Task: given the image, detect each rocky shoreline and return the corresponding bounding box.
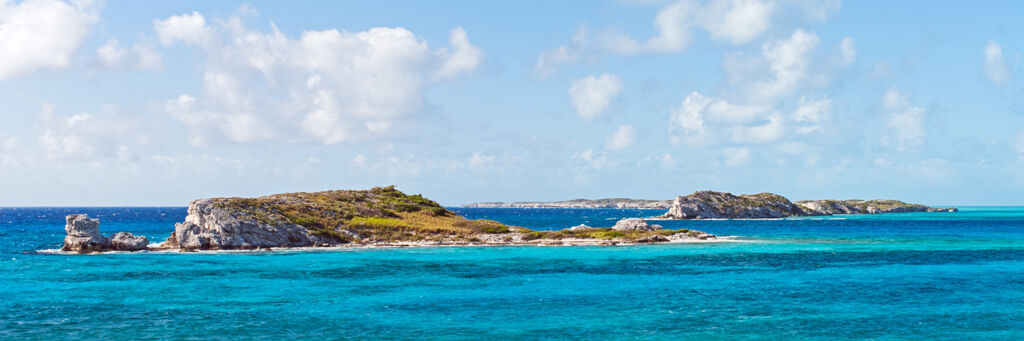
[58,187,716,253]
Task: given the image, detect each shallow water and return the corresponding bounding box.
[1,207,1023,339]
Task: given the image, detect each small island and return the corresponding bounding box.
[661,190,957,219]
[60,186,715,253]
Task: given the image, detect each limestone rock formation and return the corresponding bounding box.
[569,224,590,231]
[110,232,149,251]
[172,198,328,250]
[61,214,111,253]
[662,191,806,219]
[661,191,958,219]
[612,218,661,231]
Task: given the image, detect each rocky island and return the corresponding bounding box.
[59,186,715,253]
[662,190,957,219]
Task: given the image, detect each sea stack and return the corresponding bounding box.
[61,214,112,253]
[61,214,149,253]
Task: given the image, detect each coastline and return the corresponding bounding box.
[37,235,740,255]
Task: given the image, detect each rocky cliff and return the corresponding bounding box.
[661,191,957,219]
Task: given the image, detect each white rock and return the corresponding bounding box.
[611,218,660,231]
[61,214,111,253]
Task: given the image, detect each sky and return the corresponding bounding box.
[0,0,1022,206]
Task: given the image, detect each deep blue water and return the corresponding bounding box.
[1,207,1023,340]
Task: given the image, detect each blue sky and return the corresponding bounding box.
[0,0,1022,206]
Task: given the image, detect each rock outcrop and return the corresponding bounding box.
[61,214,150,253]
[661,191,958,219]
[62,214,111,253]
[612,218,661,231]
[110,232,149,251]
[172,198,330,250]
[663,191,806,219]
[795,199,958,215]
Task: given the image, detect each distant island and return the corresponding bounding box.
[661,191,956,219]
[463,198,672,209]
[60,186,714,253]
[465,190,957,219]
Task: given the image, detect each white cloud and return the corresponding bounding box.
[572,149,611,169]
[601,0,697,55]
[468,152,494,169]
[602,0,775,54]
[433,27,482,80]
[95,39,163,70]
[793,96,830,134]
[699,0,777,45]
[752,29,819,100]
[606,124,637,150]
[669,92,710,136]
[533,29,585,79]
[839,37,856,65]
[153,11,213,46]
[0,0,99,80]
[569,74,623,120]
[882,88,925,151]
[36,104,147,162]
[731,114,785,143]
[157,12,482,145]
[537,0,779,76]
[723,147,751,167]
[984,40,1009,86]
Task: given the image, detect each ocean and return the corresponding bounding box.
[1,206,1022,339]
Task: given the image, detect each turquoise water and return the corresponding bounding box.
[1,207,1023,339]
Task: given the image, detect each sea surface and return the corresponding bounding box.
[1,206,1023,340]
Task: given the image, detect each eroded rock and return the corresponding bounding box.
[612,218,661,231]
[111,232,149,251]
[62,214,111,253]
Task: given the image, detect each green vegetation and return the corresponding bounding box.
[207,186,708,244]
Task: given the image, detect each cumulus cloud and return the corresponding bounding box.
[433,27,483,80]
[0,0,100,80]
[669,92,711,136]
[156,12,482,145]
[669,91,777,142]
[95,39,163,70]
[153,11,213,46]
[569,74,623,120]
[882,88,925,151]
[752,29,819,100]
[721,29,820,102]
[536,0,779,76]
[606,125,637,150]
[984,40,1009,86]
[699,0,777,45]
